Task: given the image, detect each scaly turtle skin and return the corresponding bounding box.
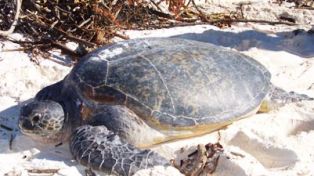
[18,38,313,175]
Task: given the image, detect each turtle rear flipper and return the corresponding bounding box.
[70,125,169,176]
[258,84,314,112]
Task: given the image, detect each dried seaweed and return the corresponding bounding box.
[0,0,299,60]
[172,142,224,176]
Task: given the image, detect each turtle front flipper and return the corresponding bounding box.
[259,84,314,113]
[70,125,169,176]
[35,80,64,101]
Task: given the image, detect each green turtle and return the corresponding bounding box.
[18,38,313,175]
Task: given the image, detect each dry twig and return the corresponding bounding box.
[0,124,13,131]
[26,168,60,174]
[9,134,14,150]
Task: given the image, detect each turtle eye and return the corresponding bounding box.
[32,115,41,124]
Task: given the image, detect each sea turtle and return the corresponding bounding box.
[18,38,313,175]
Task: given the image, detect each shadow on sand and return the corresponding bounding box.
[171,28,314,58]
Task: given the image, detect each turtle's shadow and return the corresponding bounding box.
[171,28,314,58]
[0,99,31,148]
[0,99,76,166]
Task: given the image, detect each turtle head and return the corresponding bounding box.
[19,100,67,144]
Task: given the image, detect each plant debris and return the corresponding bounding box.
[0,0,299,61]
[172,142,224,176]
[26,168,60,174]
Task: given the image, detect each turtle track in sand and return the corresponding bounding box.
[228,130,298,169]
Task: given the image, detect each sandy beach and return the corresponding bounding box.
[1,1,314,175]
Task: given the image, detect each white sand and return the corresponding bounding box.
[1,1,314,176]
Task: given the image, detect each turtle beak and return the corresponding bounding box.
[19,104,36,132]
[18,116,35,132]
